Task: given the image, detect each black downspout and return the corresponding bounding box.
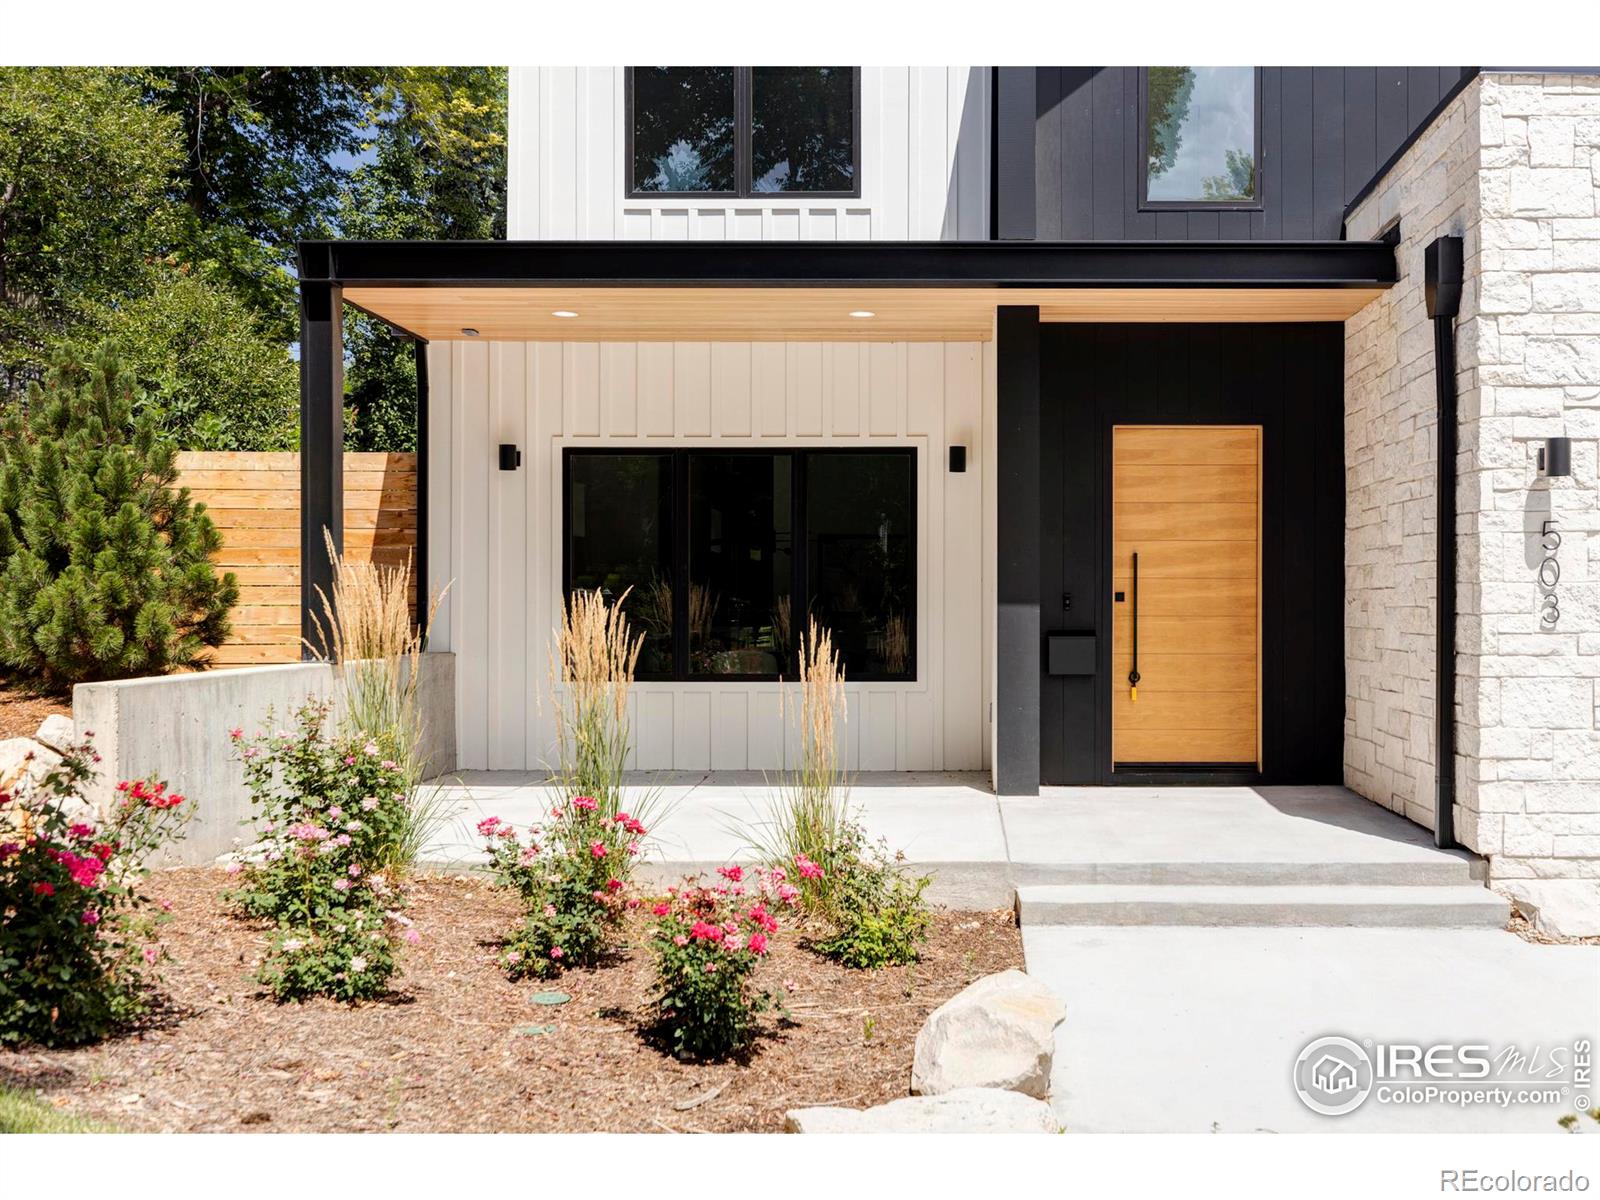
[1425,236,1464,850]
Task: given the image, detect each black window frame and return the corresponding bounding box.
[625,67,863,200]
[562,446,916,682]
[1136,66,1264,213]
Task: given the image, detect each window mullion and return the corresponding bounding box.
[736,67,752,198]
[672,451,690,681]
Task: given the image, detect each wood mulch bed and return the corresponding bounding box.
[0,678,70,741]
[0,869,1023,1133]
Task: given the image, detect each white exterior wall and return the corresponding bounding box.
[1345,72,1600,883]
[506,67,990,241]
[426,338,995,773]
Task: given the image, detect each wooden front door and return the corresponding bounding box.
[1111,425,1261,770]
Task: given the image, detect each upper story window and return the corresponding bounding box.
[628,67,860,198]
[1139,67,1260,208]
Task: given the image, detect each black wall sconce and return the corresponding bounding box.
[1539,437,1571,478]
[498,444,522,471]
[948,445,967,473]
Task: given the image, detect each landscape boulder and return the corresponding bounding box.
[1503,880,1600,939]
[33,713,76,754]
[0,735,62,792]
[784,1087,1060,1133]
[911,968,1067,1099]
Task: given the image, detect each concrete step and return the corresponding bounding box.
[1011,856,1484,888]
[1015,883,1510,929]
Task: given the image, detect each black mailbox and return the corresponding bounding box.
[1046,632,1097,676]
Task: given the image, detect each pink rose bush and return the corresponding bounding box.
[0,737,188,1046]
[780,822,933,970]
[480,796,649,981]
[647,867,795,1060]
[226,701,413,1002]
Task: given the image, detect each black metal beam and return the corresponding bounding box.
[995,305,1042,796]
[297,238,1397,292]
[299,279,344,659]
[413,339,429,639]
[993,68,1038,241]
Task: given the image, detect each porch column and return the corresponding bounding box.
[299,278,344,659]
[995,305,1041,795]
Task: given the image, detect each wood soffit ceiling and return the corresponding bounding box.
[342,285,1388,342]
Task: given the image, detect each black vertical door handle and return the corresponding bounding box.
[1128,551,1140,701]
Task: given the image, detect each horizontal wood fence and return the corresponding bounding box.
[175,452,418,666]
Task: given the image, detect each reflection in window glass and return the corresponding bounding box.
[1144,67,1257,202]
[631,67,736,193]
[805,453,914,679]
[566,454,675,676]
[750,67,856,193]
[688,454,793,677]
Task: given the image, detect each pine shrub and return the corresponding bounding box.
[0,348,237,687]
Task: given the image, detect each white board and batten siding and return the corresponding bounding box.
[507,67,991,242]
[427,339,996,773]
[428,67,997,771]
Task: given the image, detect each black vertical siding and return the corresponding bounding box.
[1031,67,1475,242]
[1038,324,1346,785]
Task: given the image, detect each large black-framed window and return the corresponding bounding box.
[563,447,915,681]
[626,67,861,198]
[1138,67,1262,210]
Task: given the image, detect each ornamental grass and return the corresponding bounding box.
[547,587,666,844]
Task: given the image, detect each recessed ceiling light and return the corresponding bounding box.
[461,327,480,337]
[849,310,876,319]
[552,310,579,318]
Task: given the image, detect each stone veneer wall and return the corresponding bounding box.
[1346,72,1600,882]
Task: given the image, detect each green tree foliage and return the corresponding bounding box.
[1144,66,1196,180]
[340,68,507,451]
[0,349,237,689]
[140,67,381,339]
[1,67,507,454]
[72,268,299,451]
[0,68,181,395]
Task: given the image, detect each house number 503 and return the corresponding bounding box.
[1539,519,1561,627]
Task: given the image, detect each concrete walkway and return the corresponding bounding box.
[421,773,1483,903]
[1025,925,1599,1133]
[422,770,1009,901]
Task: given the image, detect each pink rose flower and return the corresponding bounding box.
[589,841,607,859]
[81,909,100,925]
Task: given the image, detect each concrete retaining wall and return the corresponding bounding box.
[73,653,456,865]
